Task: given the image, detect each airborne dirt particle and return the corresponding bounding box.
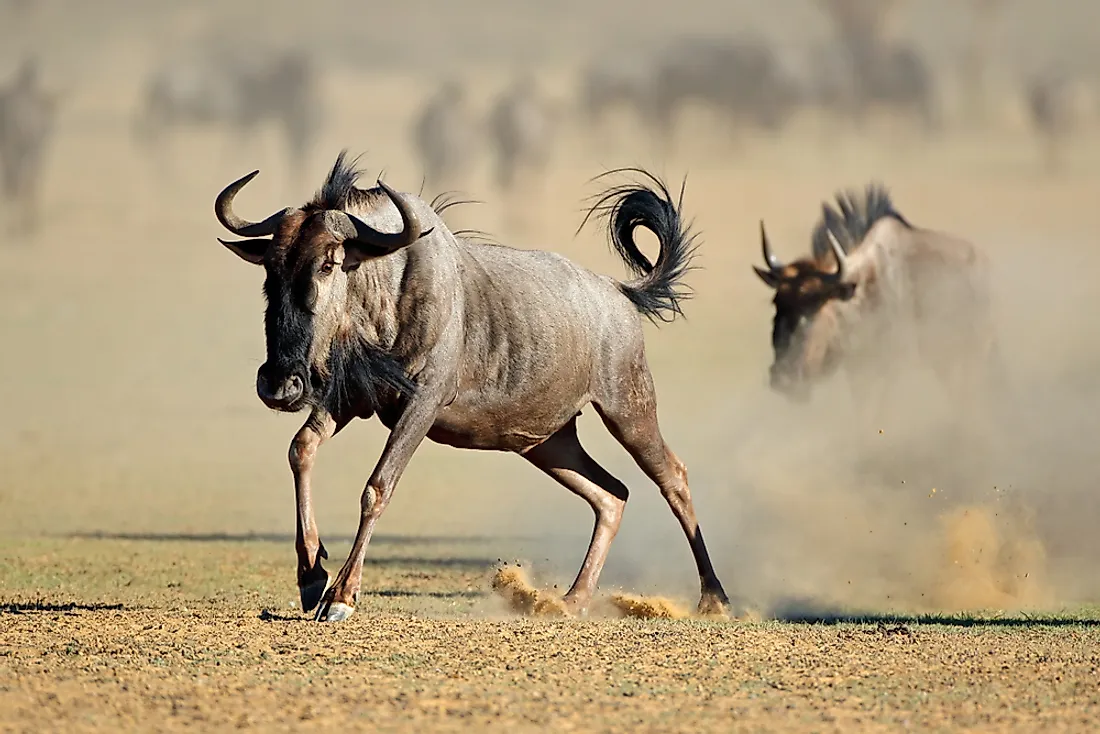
[608,593,690,620]
[929,504,1051,611]
[490,565,570,617]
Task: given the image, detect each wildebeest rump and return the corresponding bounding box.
[752,184,999,415]
[213,152,731,621]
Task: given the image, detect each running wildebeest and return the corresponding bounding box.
[411,80,478,192]
[213,152,730,621]
[752,184,998,414]
[487,75,555,194]
[134,46,319,179]
[0,57,58,237]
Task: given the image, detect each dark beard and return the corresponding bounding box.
[314,332,417,417]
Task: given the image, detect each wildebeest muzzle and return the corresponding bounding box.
[256,362,308,412]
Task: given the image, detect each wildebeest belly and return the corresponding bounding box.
[426,253,636,452]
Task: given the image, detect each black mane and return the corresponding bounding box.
[810,182,912,261]
[308,149,374,212]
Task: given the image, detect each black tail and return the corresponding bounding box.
[580,168,699,323]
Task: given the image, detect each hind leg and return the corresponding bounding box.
[595,369,731,615]
[522,418,628,615]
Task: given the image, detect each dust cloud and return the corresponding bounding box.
[2,0,1100,619]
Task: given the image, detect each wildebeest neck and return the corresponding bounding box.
[317,252,416,419]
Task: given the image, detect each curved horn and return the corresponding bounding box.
[760,220,784,272]
[339,180,434,253]
[825,229,849,283]
[214,170,288,237]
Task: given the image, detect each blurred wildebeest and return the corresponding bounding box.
[578,52,660,134]
[752,184,998,415]
[650,36,802,145]
[1025,72,1074,175]
[134,47,320,180]
[213,153,731,621]
[815,0,938,132]
[411,80,478,192]
[487,75,556,194]
[0,58,59,237]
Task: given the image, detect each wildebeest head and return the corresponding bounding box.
[753,222,856,400]
[214,153,430,413]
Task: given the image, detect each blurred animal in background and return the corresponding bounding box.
[649,36,803,148]
[815,0,938,133]
[0,57,59,238]
[212,154,732,622]
[133,46,320,181]
[752,184,1000,423]
[410,79,478,193]
[578,52,661,140]
[1025,72,1074,176]
[486,74,556,195]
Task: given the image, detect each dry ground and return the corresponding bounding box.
[4,1,1100,732]
[2,537,1099,733]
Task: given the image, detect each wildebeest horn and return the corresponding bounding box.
[215,170,289,237]
[825,229,848,283]
[337,180,434,253]
[760,220,784,272]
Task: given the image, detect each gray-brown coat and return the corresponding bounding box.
[214,154,730,621]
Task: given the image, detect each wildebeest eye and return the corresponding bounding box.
[319,260,335,276]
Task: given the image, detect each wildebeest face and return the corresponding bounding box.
[753,223,856,400]
[214,168,432,413]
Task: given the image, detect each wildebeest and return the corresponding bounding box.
[1025,72,1074,175]
[213,152,730,621]
[0,58,58,237]
[410,80,478,192]
[487,75,555,194]
[134,46,319,179]
[814,0,938,132]
[578,52,660,134]
[752,184,998,413]
[650,36,802,144]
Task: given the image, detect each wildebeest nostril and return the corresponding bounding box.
[285,374,304,398]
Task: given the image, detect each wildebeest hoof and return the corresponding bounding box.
[299,576,330,613]
[315,601,354,622]
[696,590,732,618]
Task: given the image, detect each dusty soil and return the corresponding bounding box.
[2,538,1099,733]
[4,1,1100,731]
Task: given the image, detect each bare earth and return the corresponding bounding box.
[2,538,1099,733]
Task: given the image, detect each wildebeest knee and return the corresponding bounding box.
[288,433,319,472]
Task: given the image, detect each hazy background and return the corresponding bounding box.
[2,0,1099,615]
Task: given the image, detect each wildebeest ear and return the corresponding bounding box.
[218,237,270,265]
[836,282,857,301]
[752,265,780,288]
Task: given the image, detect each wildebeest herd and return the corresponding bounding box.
[213,145,1001,620]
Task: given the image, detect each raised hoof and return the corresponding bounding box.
[299,575,330,614]
[315,601,355,623]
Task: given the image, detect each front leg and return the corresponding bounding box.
[290,409,345,612]
[315,394,442,622]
